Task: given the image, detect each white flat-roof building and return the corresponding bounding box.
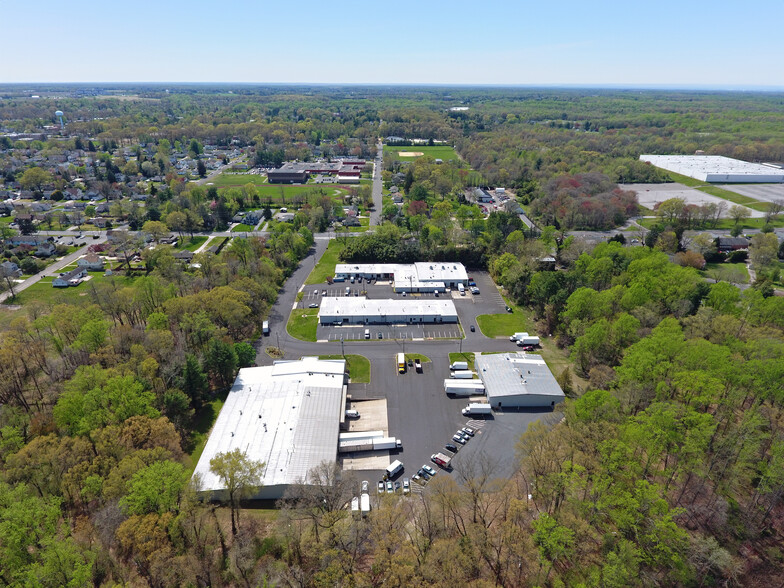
[640,155,784,183]
[319,296,458,325]
[476,352,564,408]
[192,357,347,500]
[334,262,468,292]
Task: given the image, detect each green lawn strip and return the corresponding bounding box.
[318,354,370,383]
[637,216,784,230]
[305,240,346,285]
[697,185,768,211]
[448,352,476,372]
[286,307,319,341]
[666,171,704,187]
[230,223,255,232]
[405,353,431,363]
[476,295,534,338]
[185,395,227,470]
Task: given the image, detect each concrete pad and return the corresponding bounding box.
[621,183,764,218]
[341,450,392,471]
[346,399,388,433]
[717,184,784,204]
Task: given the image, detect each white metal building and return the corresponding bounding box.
[318,296,458,325]
[334,262,468,292]
[476,352,564,408]
[639,155,784,183]
[192,357,347,500]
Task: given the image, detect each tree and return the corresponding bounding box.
[689,232,716,257]
[208,449,264,536]
[19,167,53,194]
[142,220,169,243]
[0,264,18,300]
[728,204,751,227]
[763,199,784,224]
[750,232,779,269]
[234,342,256,368]
[203,339,238,390]
[197,159,207,178]
[120,460,189,515]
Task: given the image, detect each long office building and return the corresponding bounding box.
[319,296,458,325]
[334,262,468,292]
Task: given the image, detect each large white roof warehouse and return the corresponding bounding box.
[476,352,565,408]
[319,296,458,324]
[334,262,468,292]
[640,155,784,183]
[192,357,347,500]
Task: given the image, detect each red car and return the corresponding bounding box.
[521,345,535,351]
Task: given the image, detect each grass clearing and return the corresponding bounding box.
[185,395,227,470]
[476,296,533,338]
[287,307,319,341]
[306,240,346,285]
[209,173,269,188]
[702,262,750,284]
[405,353,431,363]
[448,352,476,372]
[174,236,208,251]
[319,354,370,383]
[384,145,459,161]
[231,223,255,232]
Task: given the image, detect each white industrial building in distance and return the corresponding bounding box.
[192,357,347,500]
[639,155,784,183]
[334,262,468,292]
[319,296,458,325]
[476,352,565,408]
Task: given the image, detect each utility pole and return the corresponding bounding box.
[340,335,344,358]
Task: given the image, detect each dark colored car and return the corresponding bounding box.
[470,325,475,332]
[445,443,458,453]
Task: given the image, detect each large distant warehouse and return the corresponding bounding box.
[476,352,565,408]
[640,155,784,183]
[334,262,468,292]
[192,357,347,500]
[319,296,458,325]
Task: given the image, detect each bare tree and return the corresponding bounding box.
[764,199,784,224]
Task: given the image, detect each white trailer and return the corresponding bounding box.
[517,335,540,346]
[373,437,402,450]
[339,431,384,441]
[450,370,476,379]
[462,403,493,416]
[444,379,486,396]
[449,361,468,370]
[509,332,528,342]
[338,440,374,453]
[360,493,370,514]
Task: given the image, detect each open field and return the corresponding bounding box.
[174,236,208,251]
[319,354,371,383]
[476,295,533,338]
[231,223,255,232]
[384,145,459,161]
[305,240,346,285]
[208,173,268,188]
[703,262,750,284]
[624,183,764,218]
[287,307,319,341]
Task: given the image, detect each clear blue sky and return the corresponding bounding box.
[2,0,783,87]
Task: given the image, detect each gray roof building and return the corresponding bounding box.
[475,352,564,408]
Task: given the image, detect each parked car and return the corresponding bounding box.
[445,443,458,453]
[322,290,327,295]
[521,345,535,351]
[378,481,385,494]
[386,481,394,494]
[461,427,475,437]
[313,289,318,295]
[308,303,319,308]
[418,468,431,481]
[377,332,383,339]
[452,434,467,444]
[414,359,422,373]
[402,478,410,494]
[470,325,475,332]
[423,465,437,477]
[361,480,369,493]
[394,481,401,493]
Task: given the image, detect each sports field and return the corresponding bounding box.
[384,145,459,161]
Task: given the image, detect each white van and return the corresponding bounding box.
[364,329,370,339]
[385,460,404,479]
[345,409,360,419]
[458,283,466,295]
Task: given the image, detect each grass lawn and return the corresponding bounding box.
[702,262,750,284]
[448,352,476,372]
[185,395,227,470]
[638,216,784,230]
[319,354,370,383]
[231,223,255,232]
[208,173,268,188]
[405,353,431,363]
[222,183,350,205]
[174,236,208,251]
[286,307,319,341]
[305,240,346,285]
[2,272,138,308]
[384,145,459,161]
[476,297,533,338]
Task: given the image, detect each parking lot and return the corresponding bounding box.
[343,349,560,495]
[301,271,508,342]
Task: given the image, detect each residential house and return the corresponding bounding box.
[1,261,22,278]
[64,200,86,211]
[244,210,263,225]
[92,217,110,228]
[95,203,110,214]
[717,237,749,252]
[77,253,104,271]
[173,250,195,262]
[52,267,87,288]
[31,201,52,212]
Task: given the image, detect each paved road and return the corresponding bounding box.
[0,236,107,303]
[370,141,383,226]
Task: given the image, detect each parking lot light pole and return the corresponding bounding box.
[340,335,344,358]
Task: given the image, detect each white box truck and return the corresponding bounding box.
[509,332,527,342]
[373,437,402,450]
[360,493,370,514]
[458,283,466,295]
[462,403,492,416]
[517,335,540,346]
[450,370,476,379]
[449,361,468,371]
[385,460,404,479]
[431,452,452,468]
